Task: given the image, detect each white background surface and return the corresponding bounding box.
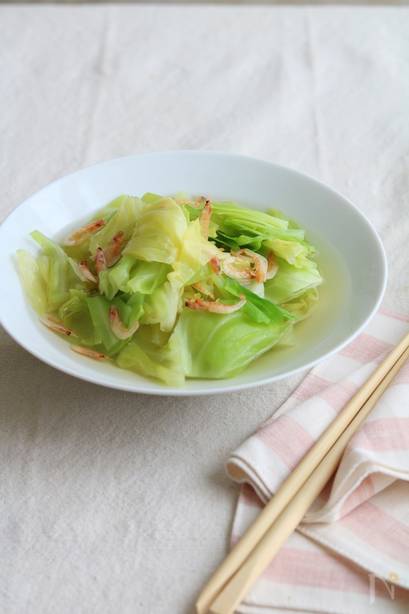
[1,5,408,613]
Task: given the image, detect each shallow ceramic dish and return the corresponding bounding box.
[0,151,387,396]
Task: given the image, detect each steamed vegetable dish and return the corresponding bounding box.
[16,194,322,386]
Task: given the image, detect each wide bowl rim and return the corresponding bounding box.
[0,150,388,396]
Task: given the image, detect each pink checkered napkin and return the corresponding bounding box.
[227,309,409,614]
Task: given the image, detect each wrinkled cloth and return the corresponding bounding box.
[1,5,409,614]
[228,310,409,613]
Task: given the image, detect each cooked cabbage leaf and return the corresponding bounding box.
[16,249,48,315]
[59,289,101,346]
[264,259,322,304]
[170,309,291,379]
[99,256,171,299]
[281,288,320,321]
[117,325,184,386]
[124,198,187,264]
[31,230,83,311]
[89,195,143,256]
[141,280,181,332]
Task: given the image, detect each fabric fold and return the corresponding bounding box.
[227,310,409,613]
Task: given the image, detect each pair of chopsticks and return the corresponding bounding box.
[196,330,409,614]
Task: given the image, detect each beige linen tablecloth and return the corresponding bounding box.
[1,6,408,614]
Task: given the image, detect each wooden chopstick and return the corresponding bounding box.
[196,330,409,614]
[208,342,409,614]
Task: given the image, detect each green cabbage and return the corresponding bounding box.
[141,280,181,332]
[85,295,126,355]
[31,230,83,311]
[89,195,143,256]
[92,194,136,222]
[16,192,322,387]
[264,258,322,304]
[169,218,219,287]
[98,255,135,299]
[169,309,291,379]
[125,293,145,326]
[16,249,48,315]
[117,325,184,387]
[282,288,319,321]
[210,202,316,263]
[264,238,316,268]
[126,262,171,295]
[59,289,101,346]
[124,198,187,264]
[141,192,163,205]
[99,256,170,299]
[215,275,295,324]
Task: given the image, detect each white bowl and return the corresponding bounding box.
[0,151,387,396]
